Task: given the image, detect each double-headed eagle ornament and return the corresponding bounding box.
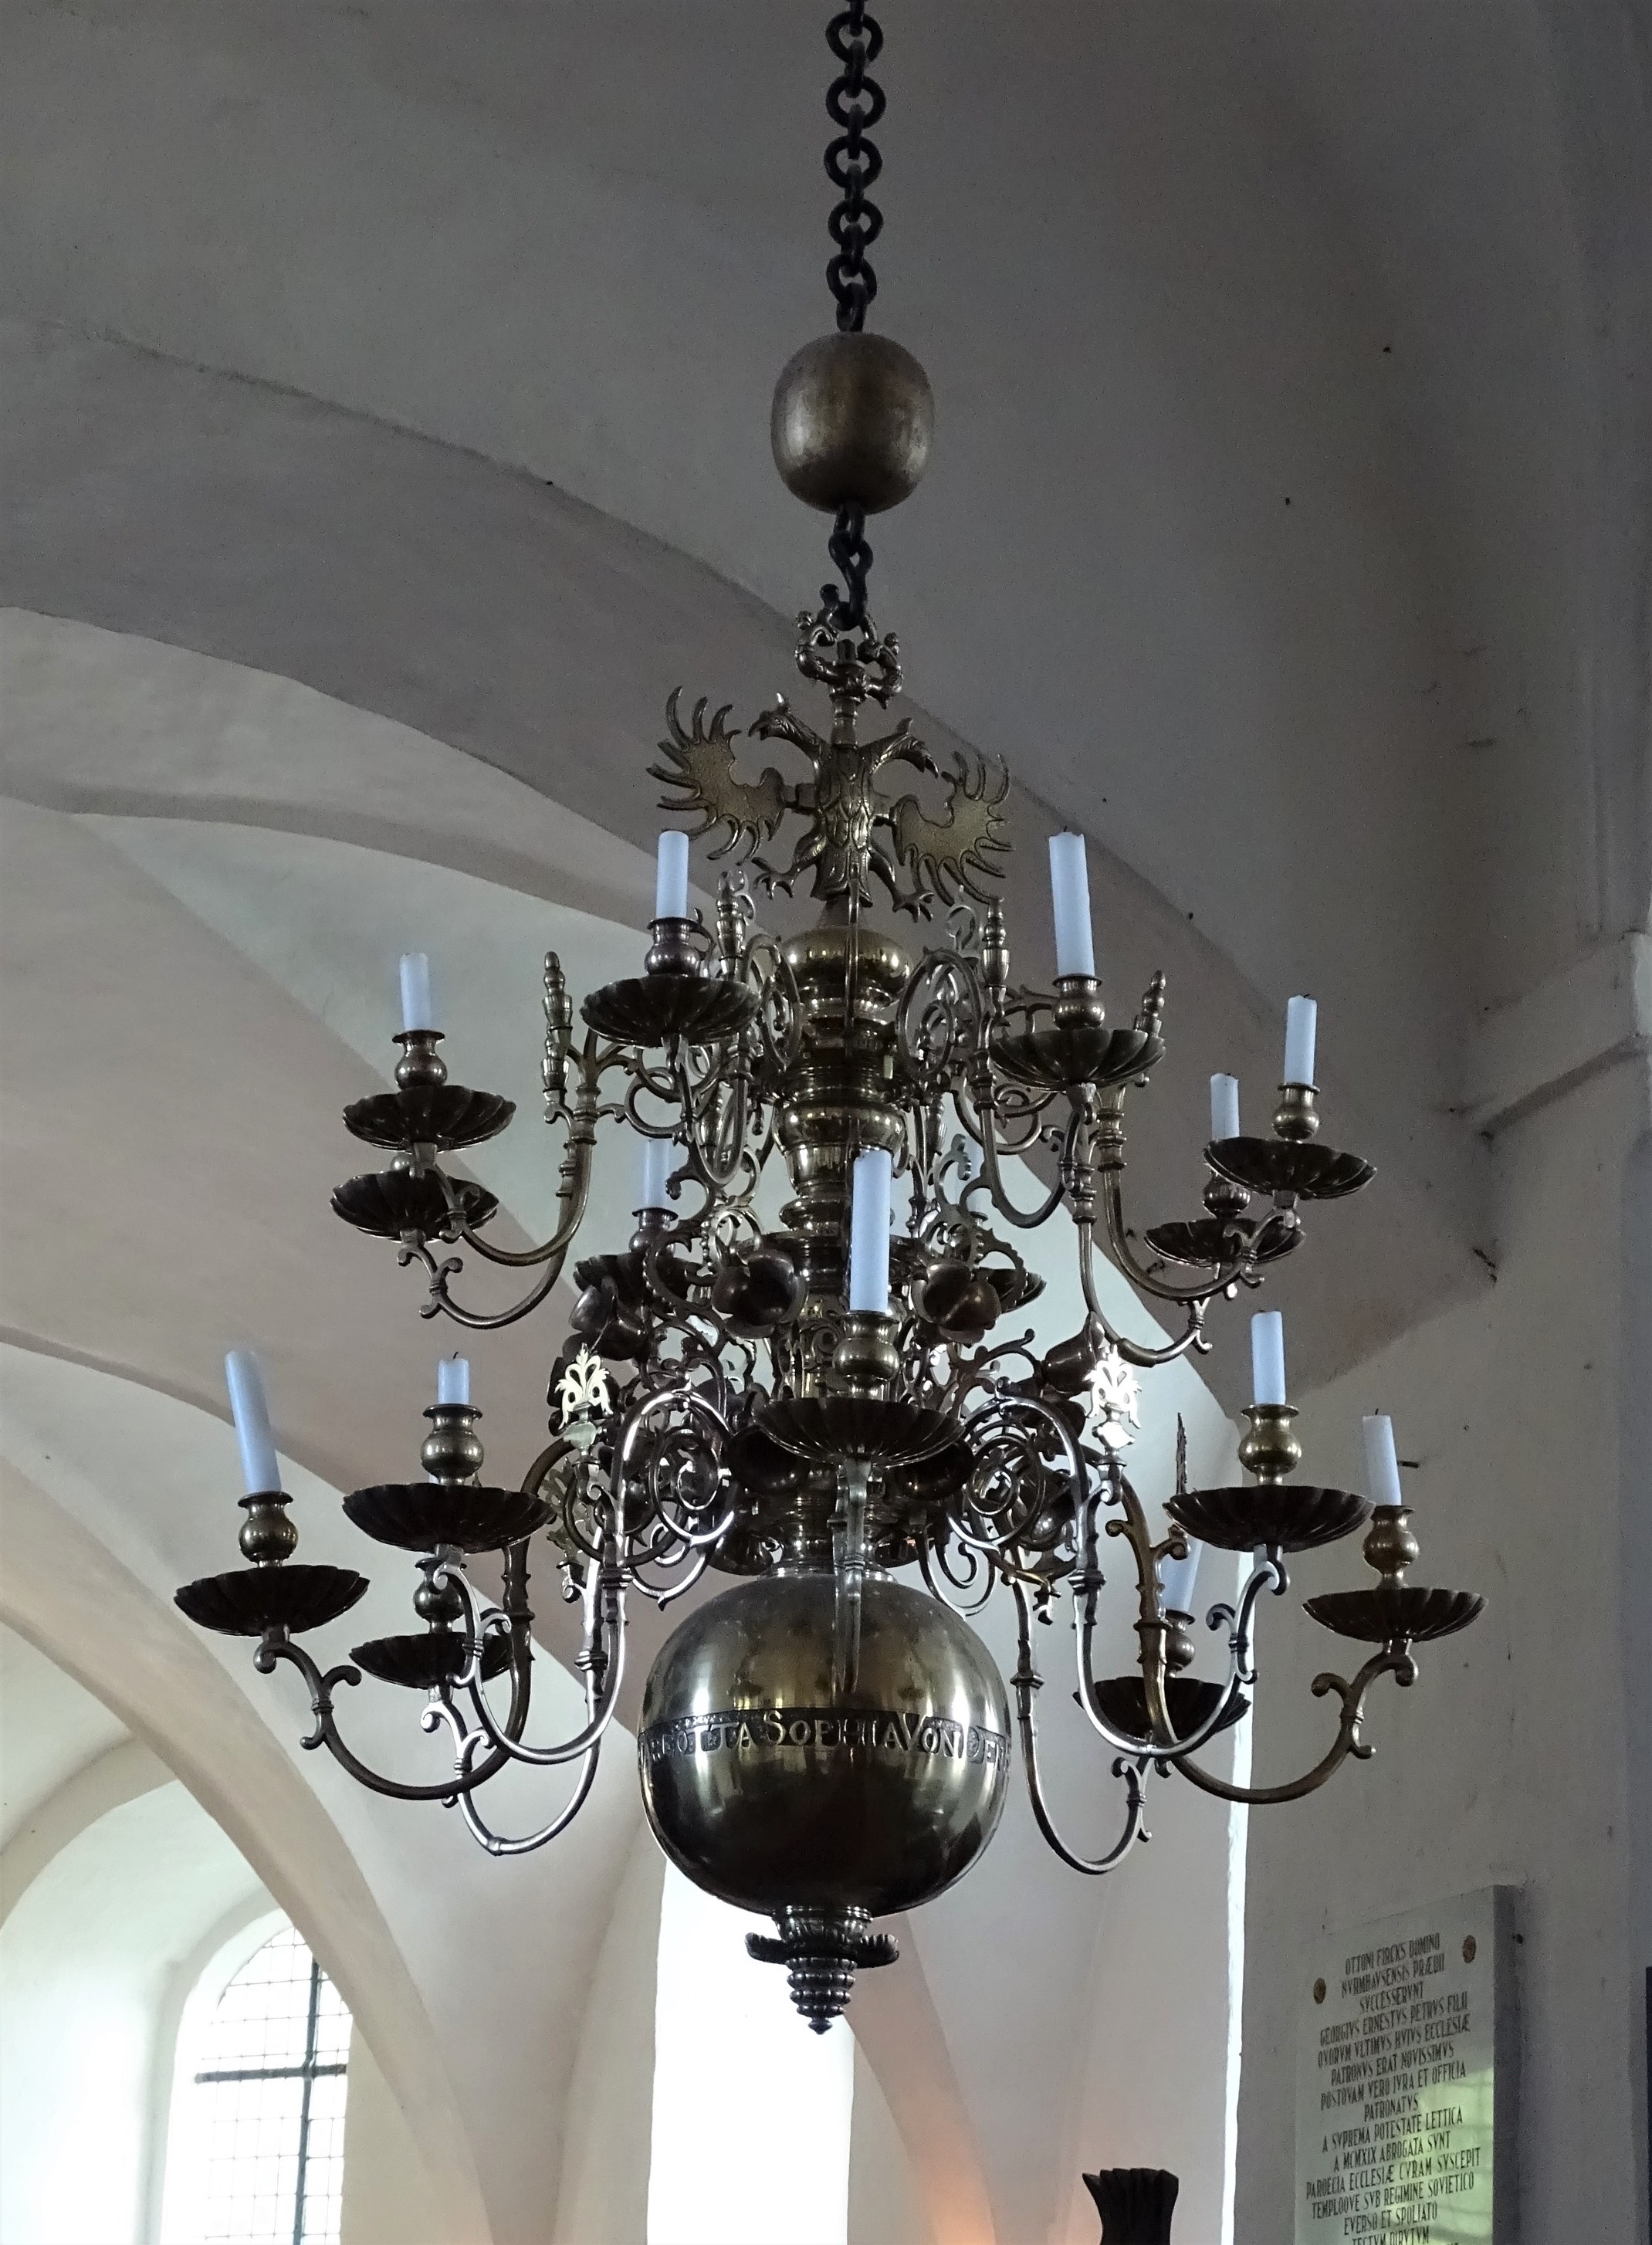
[651,611,1010,918]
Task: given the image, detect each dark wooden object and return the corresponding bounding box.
[1082,2167,1180,2244]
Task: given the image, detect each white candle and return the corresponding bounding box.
[848,1147,894,1315]
[1250,1311,1287,1407]
[637,1135,672,1211]
[1159,1541,1202,1617]
[1284,994,1318,1086]
[1210,1073,1241,1141]
[224,1349,281,1496]
[1047,832,1096,981]
[399,952,434,1034]
[1362,1414,1407,1509]
[437,1355,470,1407]
[655,831,690,922]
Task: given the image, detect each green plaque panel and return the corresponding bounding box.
[1295,1887,1517,2244]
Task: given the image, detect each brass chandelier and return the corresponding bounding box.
[177,4,1481,2030]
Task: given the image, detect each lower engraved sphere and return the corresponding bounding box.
[638,1569,1010,1917]
[770,333,935,515]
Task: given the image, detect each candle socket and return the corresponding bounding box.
[1052,974,1105,1030]
[394,1029,449,1092]
[628,1204,673,1253]
[1135,970,1167,1044]
[981,900,1010,1009]
[1363,1505,1420,1588]
[1203,1169,1250,1221]
[543,953,573,1114]
[413,1556,467,1626]
[1162,1612,1197,1673]
[1239,1402,1302,1485]
[714,873,746,976]
[833,1312,901,1397]
[645,916,706,977]
[1273,1082,1322,1142]
[421,1403,485,1485]
[238,1490,298,1566]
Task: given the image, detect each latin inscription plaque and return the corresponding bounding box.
[1295,1888,1515,2244]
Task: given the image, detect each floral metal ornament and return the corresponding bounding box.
[557,1346,612,1428]
[1083,1346,1143,1453]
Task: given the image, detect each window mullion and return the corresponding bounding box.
[290,1952,325,2245]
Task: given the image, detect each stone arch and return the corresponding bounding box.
[0,1450,492,2245]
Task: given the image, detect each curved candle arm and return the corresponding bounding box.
[439,1041,607,1269]
[1098,1173,1255,1306]
[967,1396,1202,1764]
[438,1534,628,1772]
[675,1054,752,1196]
[424,1654,605,1857]
[1172,1647,1414,1805]
[449,1739,604,1856]
[1073,1496,1283,1766]
[896,943,1069,1230]
[1059,1461,1411,1806]
[1009,1575,1149,1875]
[252,1627,535,1803]
[971,1083,1068,1230]
[446,1382,733,1771]
[401,1239,568,1331]
[1075,1221,1208,1369]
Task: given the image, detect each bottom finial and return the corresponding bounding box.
[746,1905,899,2031]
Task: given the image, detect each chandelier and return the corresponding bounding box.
[176,2,1481,2031]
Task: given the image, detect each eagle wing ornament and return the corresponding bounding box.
[650,692,787,866]
[883,750,1010,913]
[654,611,1008,915]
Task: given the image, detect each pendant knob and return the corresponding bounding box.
[771,333,934,513]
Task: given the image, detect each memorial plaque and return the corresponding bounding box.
[1295,1888,1516,2244]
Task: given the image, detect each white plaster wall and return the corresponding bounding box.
[1237,1049,1652,2238]
[552,1830,665,2245]
[649,1869,855,2245]
[0,1623,128,1843]
[0,1782,264,2245]
[340,2034,445,2245]
[848,2045,933,2245]
[0,1627,445,2245]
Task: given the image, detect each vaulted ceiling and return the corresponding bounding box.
[5,0,1647,1356]
[2,5,1647,2239]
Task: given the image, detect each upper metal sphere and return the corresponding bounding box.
[770,333,935,515]
[638,1568,1010,1918]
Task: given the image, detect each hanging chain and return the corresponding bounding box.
[821,2,885,636]
[824,503,873,636]
[824,2,885,334]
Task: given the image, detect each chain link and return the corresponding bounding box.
[821,2,885,635]
[824,2,885,335]
[824,503,872,636]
